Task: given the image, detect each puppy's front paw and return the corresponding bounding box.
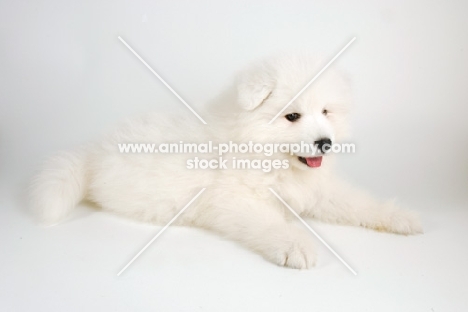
[260,226,316,269]
[371,203,423,235]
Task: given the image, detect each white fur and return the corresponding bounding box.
[30,53,422,269]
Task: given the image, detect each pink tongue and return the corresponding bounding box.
[306,156,322,168]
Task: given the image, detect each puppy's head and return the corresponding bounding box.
[236,53,352,170]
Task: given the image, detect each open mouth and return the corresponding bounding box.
[298,156,323,168]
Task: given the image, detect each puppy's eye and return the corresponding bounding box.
[322,109,328,116]
[285,113,301,122]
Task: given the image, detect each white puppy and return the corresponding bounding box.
[30,53,422,269]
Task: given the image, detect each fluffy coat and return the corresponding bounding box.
[30,53,422,269]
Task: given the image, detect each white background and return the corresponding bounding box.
[1,0,467,311]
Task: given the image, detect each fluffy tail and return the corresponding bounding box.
[29,148,89,225]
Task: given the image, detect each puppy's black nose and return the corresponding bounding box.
[315,138,332,153]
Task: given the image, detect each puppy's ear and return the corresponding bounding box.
[237,69,275,111]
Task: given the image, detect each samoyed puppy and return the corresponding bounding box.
[30,53,422,269]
